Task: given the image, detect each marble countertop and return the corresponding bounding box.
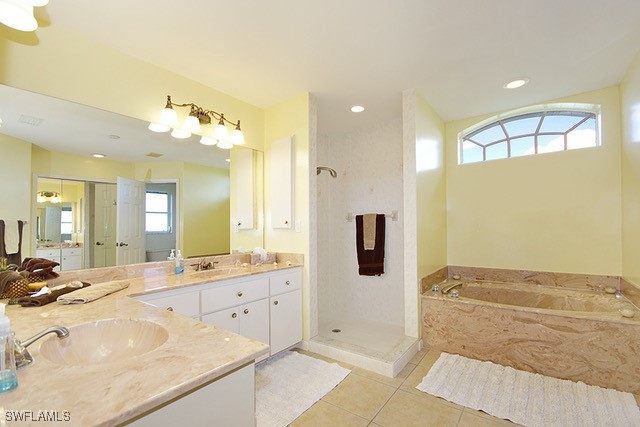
[2,261,302,426]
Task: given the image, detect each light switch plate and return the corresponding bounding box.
[295,219,302,232]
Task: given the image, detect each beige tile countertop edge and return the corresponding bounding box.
[2,263,303,426]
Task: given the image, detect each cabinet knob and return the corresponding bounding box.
[237,291,243,297]
[237,222,242,226]
[232,312,237,318]
[166,306,174,312]
[96,241,104,246]
[285,280,290,285]
[243,309,249,314]
[273,300,279,305]
[284,220,289,225]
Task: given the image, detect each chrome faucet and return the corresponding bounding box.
[14,326,69,368]
[195,258,218,271]
[441,282,463,295]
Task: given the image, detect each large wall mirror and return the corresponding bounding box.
[0,84,264,271]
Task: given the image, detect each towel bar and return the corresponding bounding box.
[345,211,398,222]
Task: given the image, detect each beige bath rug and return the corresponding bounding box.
[417,352,640,427]
[255,350,350,427]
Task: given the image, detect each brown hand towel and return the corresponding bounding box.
[363,214,377,250]
[18,282,91,307]
[57,280,129,304]
[356,214,385,276]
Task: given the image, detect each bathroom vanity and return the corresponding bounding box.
[2,258,303,426]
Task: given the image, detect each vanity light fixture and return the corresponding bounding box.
[148,95,245,150]
[91,153,106,158]
[37,191,61,204]
[350,105,365,113]
[0,0,49,32]
[503,78,529,89]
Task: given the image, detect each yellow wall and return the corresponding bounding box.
[264,92,311,339]
[416,93,447,278]
[0,133,32,255]
[0,25,265,151]
[32,145,135,181]
[621,51,640,285]
[445,86,622,275]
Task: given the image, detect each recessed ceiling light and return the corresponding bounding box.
[107,134,121,139]
[351,105,365,113]
[91,153,106,158]
[225,158,230,162]
[503,78,529,89]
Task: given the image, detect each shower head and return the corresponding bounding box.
[316,166,337,178]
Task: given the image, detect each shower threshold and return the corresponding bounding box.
[307,317,420,377]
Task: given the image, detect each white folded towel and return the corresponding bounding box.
[4,220,20,254]
[57,280,129,304]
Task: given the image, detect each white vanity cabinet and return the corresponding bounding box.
[35,247,84,271]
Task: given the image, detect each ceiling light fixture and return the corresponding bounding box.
[503,78,529,89]
[149,95,245,149]
[37,191,61,204]
[0,0,49,32]
[91,153,105,158]
[351,105,365,113]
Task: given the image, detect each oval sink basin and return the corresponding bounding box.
[39,318,169,366]
[190,267,249,279]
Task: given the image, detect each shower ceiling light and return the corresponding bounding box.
[503,78,529,89]
[150,95,245,150]
[351,105,365,113]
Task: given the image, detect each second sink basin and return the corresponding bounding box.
[39,318,169,366]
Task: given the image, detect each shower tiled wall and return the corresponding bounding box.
[317,119,405,328]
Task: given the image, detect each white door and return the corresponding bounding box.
[116,177,145,265]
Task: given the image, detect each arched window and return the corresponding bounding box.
[458,104,600,164]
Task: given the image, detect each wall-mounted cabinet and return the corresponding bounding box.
[269,136,294,229]
[232,147,256,230]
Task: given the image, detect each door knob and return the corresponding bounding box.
[96,241,104,246]
[117,242,129,247]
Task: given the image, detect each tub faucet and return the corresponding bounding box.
[441,282,463,295]
[14,326,69,368]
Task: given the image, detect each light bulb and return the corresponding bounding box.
[199,136,217,146]
[230,128,245,145]
[183,114,201,133]
[213,116,228,140]
[0,0,38,31]
[171,128,191,139]
[51,194,61,204]
[160,107,178,126]
[148,122,170,133]
[37,194,46,203]
[217,140,233,150]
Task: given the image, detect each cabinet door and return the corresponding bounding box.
[269,136,293,229]
[61,255,82,271]
[201,307,240,334]
[232,147,255,230]
[137,290,199,317]
[238,299,269,345]
[270,289,302,355]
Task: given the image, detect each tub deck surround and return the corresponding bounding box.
[621,277,640,308]
[2,256,303,426]
[422,283,640,394]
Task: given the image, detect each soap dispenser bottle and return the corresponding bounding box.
[167,249,176,261]
[0,303,18,393]
[175,250,184,274]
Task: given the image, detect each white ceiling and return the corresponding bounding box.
[0,85,231,169]
[36,0,640,135]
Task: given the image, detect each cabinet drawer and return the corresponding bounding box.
[62,248,82,256]
[270,270,301,296]
[36,249,59,258]
[201,278,269,313]
[143,290,199,317]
